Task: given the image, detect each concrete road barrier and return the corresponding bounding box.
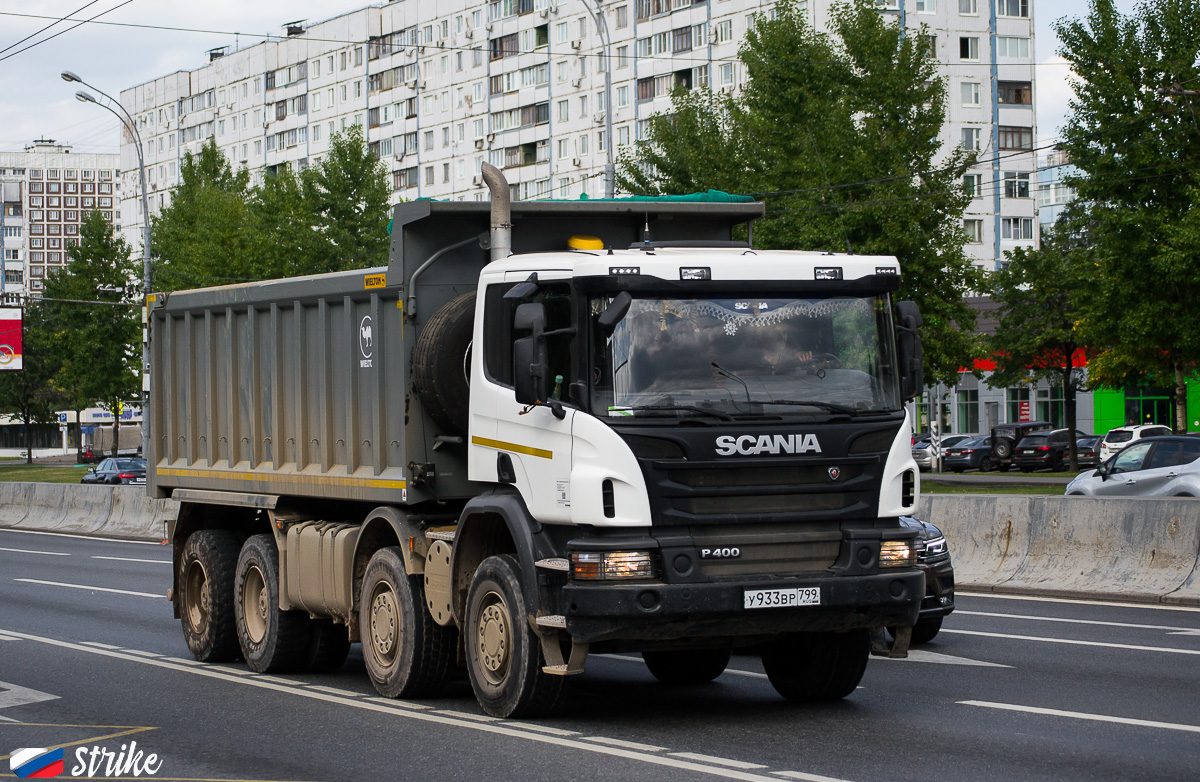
[920,494,1200,605]
[0,483,175,541]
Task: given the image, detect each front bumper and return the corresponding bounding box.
[917,557,955,622]
[561,570,924,644]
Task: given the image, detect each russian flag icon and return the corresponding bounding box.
[10,748,64,778]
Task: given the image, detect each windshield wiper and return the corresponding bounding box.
[627,404,734,421]
[762,400,859,415]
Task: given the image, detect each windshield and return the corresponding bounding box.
[591,294,901,418]
[1106,430,1133,443]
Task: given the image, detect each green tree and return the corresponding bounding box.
[302,125,392,270]
[44,211,141,456]
[619,0,987,385]
[1056,0,1200,431]
[988,211,1094,469]
[0,302,64,464]
[151,139,255,290]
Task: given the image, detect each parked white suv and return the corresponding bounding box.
[1099,424,1172,462]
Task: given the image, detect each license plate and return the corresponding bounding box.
[744,587,820,609]
[1022,449,1034,454]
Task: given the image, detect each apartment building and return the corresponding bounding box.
[0,140,122,299]
[119,0,1038,270]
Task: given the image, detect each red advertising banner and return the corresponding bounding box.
[0,307,23,371]
[1018,401,1030,422]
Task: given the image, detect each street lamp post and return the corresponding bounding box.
[61,71,151,462]
[580,0,617,198]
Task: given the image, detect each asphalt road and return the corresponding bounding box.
[2,527,1199,782]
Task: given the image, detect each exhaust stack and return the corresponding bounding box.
[481,162,512,262]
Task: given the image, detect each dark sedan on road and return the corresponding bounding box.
[892,516,954,644]
[943,436,994,473]
[81,458,147,485]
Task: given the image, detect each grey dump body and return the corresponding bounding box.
[148,199,762,505]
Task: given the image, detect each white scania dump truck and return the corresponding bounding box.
[151,165,926,718]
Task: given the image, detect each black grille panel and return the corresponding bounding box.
[692,522,841,578]
[673,492,850,515]
[665,464,866,488]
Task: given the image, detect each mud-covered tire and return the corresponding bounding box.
[234,534,311,673]
[761,630,869,702]
[359,547,453,698]
[179,529,241,662]
[305,619,352,673]
[642,648,732,685]
[466,554,564,718]
[412,292,476,436]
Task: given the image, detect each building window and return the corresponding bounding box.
[1006,387,1031,423]
[1004,172,1031,198]
[959,37,979,61]
[999,126,1033,150]
[961,127,980,150]
[963,219,983,243]
[959,0,978,14]
[961,82,981,107]
[916,0,935,12]
[425,166,434,186]
[616,5,628,28]
[998,81,1032,105]
[998,0,1029,18]
[957,389,980,433]
[963,173,983,197]
[1001,217,1034,240]
[997,36,1031,58]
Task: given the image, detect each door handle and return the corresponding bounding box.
[1125,479,1137,485]
[1168,472,1178,478]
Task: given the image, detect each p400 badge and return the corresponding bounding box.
[699,547,741,559]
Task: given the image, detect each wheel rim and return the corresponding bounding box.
[369,583,399,664]
[184,560,209,635]
[241,565,268,644]
[475,590,511,686]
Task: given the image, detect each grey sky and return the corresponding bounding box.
[0,0,1136,157]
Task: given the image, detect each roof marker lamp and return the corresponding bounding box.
[680,267,710,280]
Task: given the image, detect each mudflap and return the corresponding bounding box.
[870,625,910,659]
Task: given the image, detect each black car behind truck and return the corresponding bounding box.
[990,421,1053,472]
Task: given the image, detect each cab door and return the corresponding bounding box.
[468,274,579,523]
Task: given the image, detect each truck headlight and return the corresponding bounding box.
[879,540,914,568]
[571,551,657,581]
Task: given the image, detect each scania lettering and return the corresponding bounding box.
[150,164,927,719]
[715,433,823,456]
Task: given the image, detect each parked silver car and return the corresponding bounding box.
[1065,436,1200,497]
[911,435,971,472]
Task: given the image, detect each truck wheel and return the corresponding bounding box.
[466,554,564,718]
[179,529,241,662]
[761,630,869,702]
[305,619,352,673]
[642,648,731,685]
[234,534,310,673]
[359,547,452,698]
[412,292,475,436]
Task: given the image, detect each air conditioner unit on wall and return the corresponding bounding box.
[472,174,484,185]
[570,40,581,50]
[474,138,485,149]
[572,157,581,166]
[571,78,582,87]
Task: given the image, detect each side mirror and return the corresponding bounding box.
[513,303,548,406]
[597,291,633,332]
[895,300,924,401]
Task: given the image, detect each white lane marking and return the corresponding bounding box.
[0,632,20,641]
[124,649,161,658]
[509,723,579,737]
[13,578,160,598]
[250,674,303,685]
[773,771,856,782]
[0,627,835,782]
[91,555,171,564]
[872,649,1011,668]
[583,736,667,752]
[0,714,20,722]
[958,609,1200,635]
[0,681,60,710]
[0,527,161,546]
[943,629,1200,656]
[438,710,499,722]
[366,696,432,710]
[959,700,1200,735]
[672,753,766,770]
[81,641,121,649]
[307,685,362,697]
[959,590,1200,614]
[0,547,70,556]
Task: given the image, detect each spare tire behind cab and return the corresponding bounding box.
[993,438,1014,459]
[412,292,476,436]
